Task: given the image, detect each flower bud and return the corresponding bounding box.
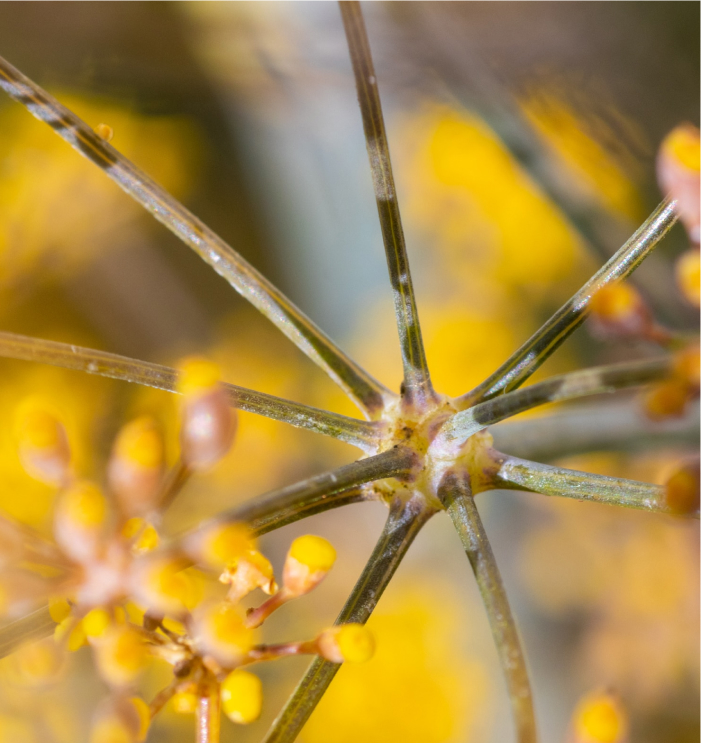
[94,123,114,142]
[108,417,164,516]
[222,548,277,603]
[15,398,70,487]
[676,249,700,307]
[93,625,148,688]
[176,357,236,471]
[316,624,375,664]
[220,670,263,724]
[90,696,147,743]
[673,344,700,391]
[657,124,700,243]
[643,379,689,420]
[194,601,255,666]
[570,689,628,743]
[131,555,200,617]
[54,481,109,563]
[48,597,72,624]
[589,283,649,339]
[282,535,336,598]
[83,607,112,639]
[185,522,251,570]
[664,461,700,516]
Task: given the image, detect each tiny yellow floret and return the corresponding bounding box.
[114,418,163,469]
[83,607,112,638]
[574,690,627,743]
[663,125,701,173]
[94,123,114,142]
[60,481,107,528]
[177,357,221,396]
[202,522,251,567]
[197,602,255,665]
[289,535,336,572]
[221,670,263,724]
[48,597,72,624]
[335,624,375,663]
[95,625,148,687]
[139,557,200,615]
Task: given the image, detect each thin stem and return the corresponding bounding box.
[157,461,192,512]
[263,494,433,743]
[150,681,179,719]
[196,676,221,743]
[0,605,55,659]
[438,357,671,450]
[439,470,536,743]
[0,56,392,417]
[456,200,678,409]
[491,399,700,462]
[492,453,691,516]
[0,331,380,452]
[181,446,416,543]
[340,1,434,409]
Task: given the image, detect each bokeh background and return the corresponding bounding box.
[0,2,698,742]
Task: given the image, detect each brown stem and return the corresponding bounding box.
[196,675,221,743]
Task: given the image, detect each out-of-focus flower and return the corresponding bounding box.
[567,689,629,743]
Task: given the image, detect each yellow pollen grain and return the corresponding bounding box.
[335,624,375,663]
[49,597,72,623]
[128,697,150,742]
[61,481,107,528]
[574,692,626,743]
[176,356,221,396]
[289,535,336,572]
[663,125,701,173]
[83,607,112,638]
[590,283,638,321]
[221,670,263,724]
[204,522,251,567]
[115,418,163,468]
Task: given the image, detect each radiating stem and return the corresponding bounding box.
[263,494,433,743]
[456,199,678,408]
[0,605,55,658]
[196,676,221,743]
[0,56,392,417]
[439,470,536,743]
[438,357,671,450]
[340,1,434,409]
[0,331,380,451]
[492,453,691,516]
[185,446,416,543]
[491,399,700,462]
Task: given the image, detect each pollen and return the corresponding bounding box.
[114,417,163,469]
[317,624,375,664]
[662,124,701,173]
[177,357,222,396]
[288,535,336,573]
[94,625,148,688]
[220,670,263,724]
[573,690,627,743]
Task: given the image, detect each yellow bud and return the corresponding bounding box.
[590,283,639,322]
[197,522,251,568]
[177,357,222,396]
[665,463,700,516]
[15,397,70,486]
[171,691,198,714]
[83,608,112,638]
[127,697,150,743]
[289,535,336,572]
[658,125,700,242]
[573,690,627,743]
[48,597,72,624]
[676,249,700,307]
[94,625,148,688]
[122,518,159,554]
[222,548,277,602]
[195,602,255,666]
[317,624,375,664]
[643,380,689,419]
[95,123,114,142]
[132,556,200,617]
[221,670,263,724]
[54,481,108,562]
[663,125,701,173]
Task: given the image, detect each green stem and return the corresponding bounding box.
[262,494,433,743]
[340,1,434,409]
[439,470,536,743]
[493,453,691,516]
[0,331,380,451]
[439,357,671,449]
[0,56,392,417]
[456,199,677,408]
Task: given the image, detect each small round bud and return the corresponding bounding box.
[122,518,159,555]
[643,380,689,420]
[220,670,263,724]
[676,249,700,307]
[571,689,628,743]
[283,535,336,598]
[131,555,199,617]
[185,522,251,570]
[673,344,700,391]
[90,696,144,743]
[15,397,71,487]
[176,357,236,471]
[316,624,375,664]
[108,417,164,516]
[589,283,648,338]
[94,625,148,688]
[222,548,277,603]
[94,123,114,142]
[657,124,700,243]
[171,691,198,714]
[664,461,700,516]
[54,481,109,563]
[194,601,255,666]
